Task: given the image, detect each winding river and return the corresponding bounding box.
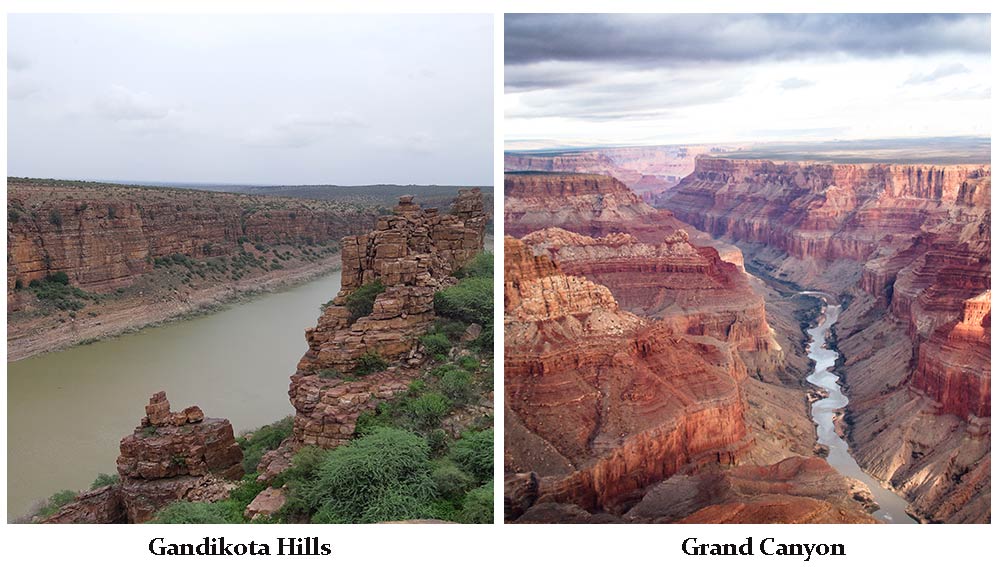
[7,269,342,520]
[803,292,917,524]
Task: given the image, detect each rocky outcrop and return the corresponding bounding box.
[44,391,243,523]
[295,191,485,374]
[41,485,127,524]
[288,369,415,448]
[288,190,486,448]
[116,391,243,522]
[504,236,753,514]
[7,178,375,300]
[245,487,287,521]
[624,457,877,524]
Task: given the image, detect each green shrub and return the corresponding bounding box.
[318,368,346,381]
[353,351,388,376]
[238,416,293,474]
[449,429,493,482]
[49,209,63,227]
[420,333,451,357]
[299,428,436,523]
[36,490,79,518]
[434,275,494,352]
[272,446,331,520]
[30,275,89,311]
[8,209,20,223]
[440,369,473,403]
[344,280,385,323]
[407,393,451,429]
[45,271,70,285]
[429,319,467,341]
[431,462,475,500]
[455,252,493,279]
[460,481,493,523]
[458,356,479,371]
[425,428,450,456]
[229,477,267,509]
[151,500,243,524]
[90,473,119,490]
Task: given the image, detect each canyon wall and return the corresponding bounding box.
[289,190,486,448]
[505,172,744,266]
[658,157,991,522]
[504,236,752,513]
[7,178,376,300]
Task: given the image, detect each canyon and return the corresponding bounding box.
[504,158,989,524]
[658,157,991,523]
[26,188,492,523]
[7,178,378,360]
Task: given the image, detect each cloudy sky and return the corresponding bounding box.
[505,14,990,150]
[9,14,492,185]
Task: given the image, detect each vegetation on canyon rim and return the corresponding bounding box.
[144,252,495,524]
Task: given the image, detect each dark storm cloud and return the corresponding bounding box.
[505,13,990,68]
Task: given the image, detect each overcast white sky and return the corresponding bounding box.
[8,14,493,185]
[505,14,991,150]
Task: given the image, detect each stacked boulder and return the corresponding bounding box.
[44,391,243,523]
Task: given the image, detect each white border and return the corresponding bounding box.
[2,1,998,565]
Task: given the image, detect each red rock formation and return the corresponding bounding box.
[621,456,877,524]
[41,485,127,524]
[288,190,486,449]
[505,172,746,269]
[660,157,989,265]
[6,178,375,300]
[520,227,776,355]
[115,391,244,522]
[295,190,486,374]
[504,236,752,514]
[505,173,686,241]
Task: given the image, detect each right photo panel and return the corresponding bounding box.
[503,14,990,524]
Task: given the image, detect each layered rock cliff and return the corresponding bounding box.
[7,178,376,299]
[504,235,871,522]
[519,227,777,358]
[505,172,744,266]
[505,236,753,512]
[657,157,991,523]
[289,190,487,448]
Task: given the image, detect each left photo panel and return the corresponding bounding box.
[7,13,494,524]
